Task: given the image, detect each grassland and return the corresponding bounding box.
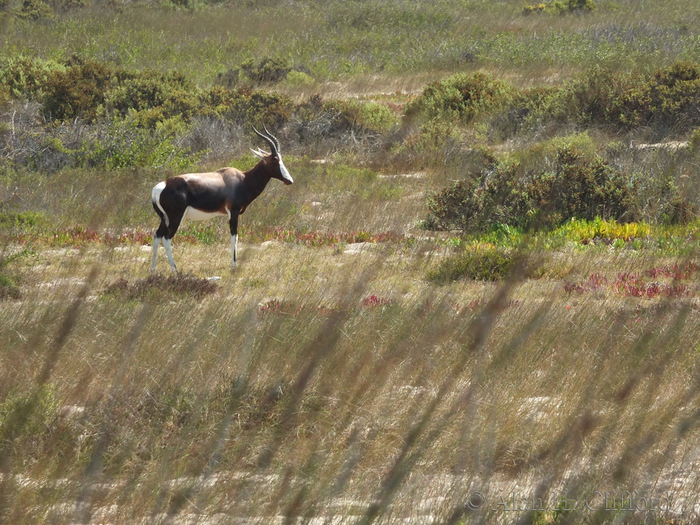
[1,1,700,524]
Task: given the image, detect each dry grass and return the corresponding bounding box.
[1,220,699,523]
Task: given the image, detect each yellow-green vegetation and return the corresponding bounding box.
[1,1,699,524]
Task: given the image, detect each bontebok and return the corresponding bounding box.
[150,126,293,271]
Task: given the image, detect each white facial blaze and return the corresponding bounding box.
[279,157,293,184]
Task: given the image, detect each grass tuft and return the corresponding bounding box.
[103,273,218,301]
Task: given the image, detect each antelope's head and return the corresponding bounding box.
[251,126,294,185]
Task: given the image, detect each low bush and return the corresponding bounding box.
[0,56,63,99]
[324,99,400,135]
[79,115,196,170]
[425,140,637,233]
[102,70,195,123]
[552,217,652,244]
[41,58,117,122]
[0,210,46,229]
[526,63,700,135]
[407,71,515,124]
[0,248,33,300]
[523,0,596,15]
[239,57,292,85]
[17,0,53,19]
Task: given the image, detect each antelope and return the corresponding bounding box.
[150,126,293,271]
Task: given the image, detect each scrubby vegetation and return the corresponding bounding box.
[1,1,699,523]
[423,135,695,233]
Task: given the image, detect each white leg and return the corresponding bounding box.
[231,234,238,268]
[163,238,177,271]
[151,236,161,271]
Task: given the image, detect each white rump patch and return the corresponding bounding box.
[151,181,169,226]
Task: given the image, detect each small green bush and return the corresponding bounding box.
[79,115,195,170]
[103,70,194,122]
[0,210,46,229]
[17,0,53,19]
[392,119,467,168]
[283,70,315,87]
[41,58,117,122]
[199,87,293,129]
[528,145,635,227]
[0,56,63,99]
[239,57,292,85]
[425,159,528,233]
[523,0,596,15]
[648,62,700,131]
[408,71,515,123]
[0,248,32,300]
[324,99,400,135]
[37,57,197,125]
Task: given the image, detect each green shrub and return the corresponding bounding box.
[0,210,46,229]
[523,0,596,15]
[105,71,197,119]
[648,62,700,131]
[17,0,53,19]
[526,63,700,134]
[324,99,400,135]
[392,119,467,168]
[425,158,527,233]
[41,58,117,122]
[239,57,292,84]
[487,85,558,141]
[408,71,515,123]
[425,141,637,233]
[528,145,635,227]
[0,248,32,300]
[38,58,196,125]
[283,70,315,87]
[79,115,195,170]
[0,56,63,99]
[199,87,293,129]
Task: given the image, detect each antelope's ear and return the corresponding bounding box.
[250,148,268,159]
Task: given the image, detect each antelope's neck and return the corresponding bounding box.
[242,162,272,200]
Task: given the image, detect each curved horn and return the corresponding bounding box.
[252,126,278,156]
[263,124,281,154]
